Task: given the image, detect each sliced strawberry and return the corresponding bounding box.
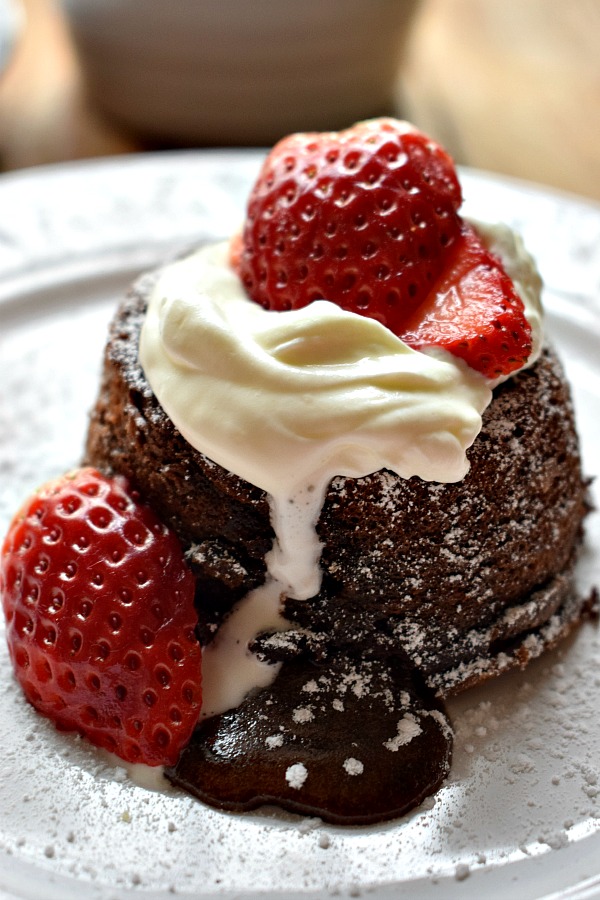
[400,224,532,379]
[0,468,201,767]
[234,117,463,334]
[234,118,533,379]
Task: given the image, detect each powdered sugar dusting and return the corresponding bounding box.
[343,758,364,776]
[286,763,308,790]
[384,714,423,752]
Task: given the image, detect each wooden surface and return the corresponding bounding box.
[1,0,600,201]
[402,0,600,200]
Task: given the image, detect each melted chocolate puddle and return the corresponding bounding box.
[167,653,452,825]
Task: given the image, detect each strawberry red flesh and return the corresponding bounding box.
[400,224,532,379]
[0,468,201,767]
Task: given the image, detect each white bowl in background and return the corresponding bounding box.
[60,0,420,146]
[0,0,22,77]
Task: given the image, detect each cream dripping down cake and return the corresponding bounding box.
[1,119,596,825]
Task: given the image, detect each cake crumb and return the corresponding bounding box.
[265,734,284,749]
[455,863,470,881]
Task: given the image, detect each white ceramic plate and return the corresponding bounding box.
[0,152,599,900]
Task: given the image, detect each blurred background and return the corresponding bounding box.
[0,0,599,201]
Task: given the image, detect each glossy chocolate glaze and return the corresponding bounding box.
[168,652,452,826]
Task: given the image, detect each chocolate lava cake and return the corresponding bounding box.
[86,267,593,692]
[81,261,595,824]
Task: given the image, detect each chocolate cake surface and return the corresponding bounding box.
[85,266,593,690]
[84,259,595,823]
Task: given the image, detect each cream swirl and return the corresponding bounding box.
[139,242,495,494]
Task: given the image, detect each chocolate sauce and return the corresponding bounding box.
[167,653,452,826]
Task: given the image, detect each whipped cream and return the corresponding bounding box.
[139,225,543,716]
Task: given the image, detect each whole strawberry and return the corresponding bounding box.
[0,468,201,767]
[235,117,463,332]
[234,117,532,380]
